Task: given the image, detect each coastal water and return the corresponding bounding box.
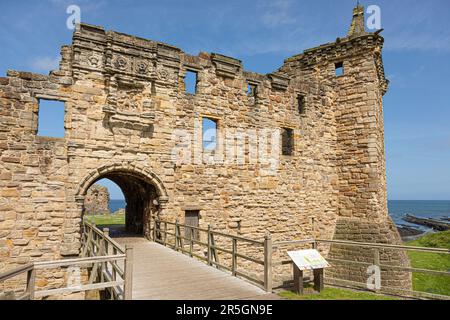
[388,200,450,229]
[109,199,450,229]
[110,199,126,213]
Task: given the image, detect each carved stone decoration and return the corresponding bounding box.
[157,68,169,81]
[136,62,148,75]
[114,57,128,70]
[88,54,101,68]
[102,76,155,136]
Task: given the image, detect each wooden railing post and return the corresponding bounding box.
[102,228,110,282]
[124,245,134,300]
[26,267,36,300]
[164,222,168,246]
[82,223,94,257]
[264,233,273,293]
[210,231,218,265]
[189,228,194,257]
[103,228,110,257]
[207,225,212,266]
[232,238,237,277]
[152,215,157,241]
[175,219,179,251]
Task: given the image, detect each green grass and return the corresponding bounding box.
[405,230,450,296]
[84,214,125,226]
[278,286,397,300]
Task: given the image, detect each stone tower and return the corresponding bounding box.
[283,4,411,291]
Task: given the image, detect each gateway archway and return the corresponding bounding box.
[77,164,168,238]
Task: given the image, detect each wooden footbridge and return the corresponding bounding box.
[0,219,279,300]
[116,237,276,300]
[1,218,449,300]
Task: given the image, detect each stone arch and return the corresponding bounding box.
[76,162,168,201]
[76,162,169,237]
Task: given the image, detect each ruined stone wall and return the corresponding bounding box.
[0,17,411,293]
[84,184,110,215]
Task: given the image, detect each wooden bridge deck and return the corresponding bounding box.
[116,237,279,300]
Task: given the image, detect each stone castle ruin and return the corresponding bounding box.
[0,5,411,290]
[84,184,110,215]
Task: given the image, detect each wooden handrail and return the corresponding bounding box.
[153,217,270,291]
[315,238,450,253]
[0,264,34,282]
[154,217,264,245]
[34,255,125,269]
[83,220,126,254]
[274,238,450,254]
[1,221,132,300]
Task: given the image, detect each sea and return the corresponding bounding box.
[387,200,450,230]
[109,199,450,231]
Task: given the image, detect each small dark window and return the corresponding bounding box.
[185,70,198,94]
[281,128,294,156]
[37,99,65,138]
[247,83,257,97]
[185,210,199,240]
[202,117,217,152]
[335,62,344,76]
[298,94,306,114]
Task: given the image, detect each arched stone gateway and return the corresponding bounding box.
[76,163,169,238]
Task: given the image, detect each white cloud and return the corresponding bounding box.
[381,1,450,53]
[260,0,297,27]
[31,56,60,72]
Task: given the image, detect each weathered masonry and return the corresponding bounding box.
[0,5,411,290]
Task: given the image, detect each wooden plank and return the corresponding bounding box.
[26,268,36,300]
[124,245,133,300]
[316,238,450,253]
[114,239,277,301]
[293,265,303,295]
[263,234,273,293]
[313,268,324,292]
[210,230,264,246]
[0,264,34,282]
[34,255,125,269]
[232,238,237,276]
[34,281,124,298]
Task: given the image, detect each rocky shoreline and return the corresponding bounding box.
[396,214,450,241]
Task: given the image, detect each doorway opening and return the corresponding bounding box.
[82,170,162,239]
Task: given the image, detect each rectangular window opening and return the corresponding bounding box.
[185,210,200,240]
[335,62,344,76]
[185,70,198,94]
[281,127,294,156]
[298,94,306,115]
[37,99,65,138]
[202,117,217,152]
[247,83,257,97]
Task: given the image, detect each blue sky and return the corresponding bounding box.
[0,0,449,200]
